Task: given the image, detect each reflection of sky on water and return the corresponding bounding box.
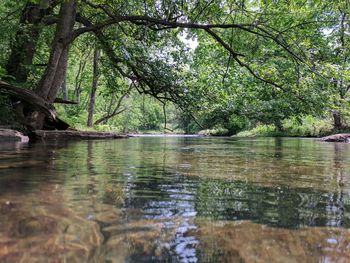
[120,167,200,262]
[173,221,199,263]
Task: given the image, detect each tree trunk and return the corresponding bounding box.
[332,110,342,130]
[5,1,55,130]
[87,48,101,127]
[6,1,53,83]
[60,75,69,111]
[74,50,91,103]
[61,76,68,101]
[274,120,284,132]
[27,0,76,130]
[0,81,55,118]
[36,0,76,102]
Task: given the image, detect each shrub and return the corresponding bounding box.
[199,127,230,136]
[235,116,334,137]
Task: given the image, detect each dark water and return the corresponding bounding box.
[0,137,350,262]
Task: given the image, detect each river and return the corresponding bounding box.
[0,137,349,262]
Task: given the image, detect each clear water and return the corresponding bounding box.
[0,137,350,262]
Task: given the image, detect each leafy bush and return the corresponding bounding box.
[283,116,332,137]
[199,126,230,136]
[235,124,279,137]
[235,116,334,137]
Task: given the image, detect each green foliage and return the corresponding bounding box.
[198,127,230,136]
[1,0,350,135]
[235,125,279,138]
[283,116,333,137]
[0,66,8,79]
[236,116,334,138]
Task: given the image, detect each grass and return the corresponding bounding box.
[235,116,343,138]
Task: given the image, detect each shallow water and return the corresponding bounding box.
[0,137,350,262]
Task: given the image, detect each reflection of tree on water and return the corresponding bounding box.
[84,137,350,261]
[273,137,283,159]
[115,167,348,261]
[118,167,350,230]
[0,141,67,195]
[195,179,350,228]
[3,138,350,262]
[328,143,348,227]
[119,169,350,236]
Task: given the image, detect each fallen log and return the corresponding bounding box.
[0,81,72,130]
[320,133,350,143]
[31,130,129,141]
[0,80,56,119]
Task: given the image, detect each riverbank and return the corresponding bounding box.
[234,122,350,138]
[1,127,349,143]
[0,128,128,143]
[31,130,128,141]
[0,129,29,143]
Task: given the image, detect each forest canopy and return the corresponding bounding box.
[0,0,349,135]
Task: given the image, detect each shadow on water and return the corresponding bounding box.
[0,137,350,262]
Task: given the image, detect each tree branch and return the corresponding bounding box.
[72,14,256,40]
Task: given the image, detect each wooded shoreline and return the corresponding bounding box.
[0,128,349,143]
[0,128,128,142]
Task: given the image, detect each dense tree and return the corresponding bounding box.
[0,0,349,133]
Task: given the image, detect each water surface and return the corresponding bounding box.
[0,137,350,262]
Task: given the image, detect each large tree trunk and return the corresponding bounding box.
[26,0,76,130]
[6,1,53,83]
[87,48,101,127]
[5,1,55,130]
[36,0,76,102]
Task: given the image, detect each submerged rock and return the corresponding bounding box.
[0,129,29,143]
